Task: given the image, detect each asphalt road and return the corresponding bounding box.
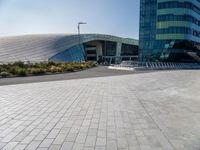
[0,66,150,86]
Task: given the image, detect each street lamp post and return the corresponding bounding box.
[77,22,87,62]
[78,22,87,46]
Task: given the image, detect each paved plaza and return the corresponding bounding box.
[0,70,200,150]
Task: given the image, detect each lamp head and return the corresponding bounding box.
[78,22,87,25]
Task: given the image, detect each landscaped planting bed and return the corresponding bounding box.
[0,61,97,78]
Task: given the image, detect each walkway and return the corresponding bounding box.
[0,70,200,150]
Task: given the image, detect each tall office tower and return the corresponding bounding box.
[139,0,200,62]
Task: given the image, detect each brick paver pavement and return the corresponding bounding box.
[0,70,200,150]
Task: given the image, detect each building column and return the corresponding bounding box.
[116,42,122,57]
[96,43,103,61]
[116,42,122,63]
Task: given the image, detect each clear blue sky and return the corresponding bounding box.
[0,0,140,39]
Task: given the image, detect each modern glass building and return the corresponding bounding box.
[139,0,200,62]
[0,34,138,64]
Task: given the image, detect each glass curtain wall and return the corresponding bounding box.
[139,0,200,62]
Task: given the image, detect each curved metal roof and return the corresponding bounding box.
[0,34,138,63]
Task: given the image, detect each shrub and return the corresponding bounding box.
[85,61,96,68]
[13,61,24,68]
[33,63,43,69]
[8,67,27,76]
[72,64,81,70]
[63,64,75,72]
[66,66,74,72]
[17,69,27,76]
[49,66,63,73]
[9,66,21,75]
[0,61,96,77]
[28,68,46,75]
[38,62,48,68]
[48,61,56,67]
[0,66,6,73]
[0,72,10,78]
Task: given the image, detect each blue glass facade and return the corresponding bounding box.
[139,0,158,61]
[49,45,85,62]
[139,0,200,62]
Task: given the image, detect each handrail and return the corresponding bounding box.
[143,62,200,70]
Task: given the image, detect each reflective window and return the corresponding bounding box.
[157,14,200,26]
[121,44,138,56]
[157,27,200,37]
[158,1,200,15]
[102,41,117,56]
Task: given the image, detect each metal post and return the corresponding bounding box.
[77,22,87,62]
[78,24,80,46]
[77,22,87,46]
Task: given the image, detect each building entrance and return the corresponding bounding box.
[85,46,97,61]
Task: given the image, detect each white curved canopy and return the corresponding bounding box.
[0,34,138,63]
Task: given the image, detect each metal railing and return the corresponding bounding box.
[110,61,200,70]
[139,62,200,70]
[110,61,138,68]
